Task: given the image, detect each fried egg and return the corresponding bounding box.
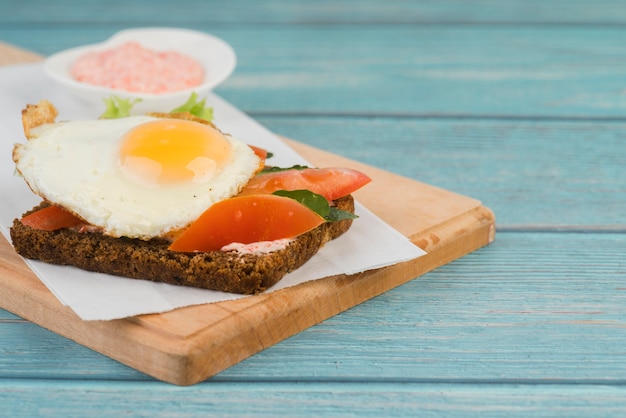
[13,116,261,239]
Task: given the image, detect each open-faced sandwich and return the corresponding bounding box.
[9,97,371,294]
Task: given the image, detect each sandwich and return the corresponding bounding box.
[9,99,371,294]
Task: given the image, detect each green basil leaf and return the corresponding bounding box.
[260,164,308,174]
[327,207,359,222]
[272,189,330,218]
[272,189,358,222]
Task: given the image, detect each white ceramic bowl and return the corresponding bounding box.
[44,27,236,114]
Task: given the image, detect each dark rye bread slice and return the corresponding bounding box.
[10,195,354,294]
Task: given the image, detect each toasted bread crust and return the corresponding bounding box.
[21,100,58,139]
[10,196,354,294]
[146,111,217,127]
[20,100,213,139]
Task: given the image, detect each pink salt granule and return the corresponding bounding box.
[71,41,204,93]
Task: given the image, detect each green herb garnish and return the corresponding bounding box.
[170,92,213,121]
[99,92,214,121]
[272,189,358,222]
[326,206,360,222]
[261,164,308,174]
[100,96,142,119]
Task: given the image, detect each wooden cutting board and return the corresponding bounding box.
[0,43,495,385]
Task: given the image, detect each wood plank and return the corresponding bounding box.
[0,159,494,385]
[0,309,22,320]
[0,41,41,66]
[2,233,626,383]
[0,2,621,416]
[3,34,622,230]
[4,25,626,118]
[233,231,626,381]
[0,44,494,385]
[257,116,626,228]
[3,0,626,24]
[220,26,626,119]
[2,380,626,417]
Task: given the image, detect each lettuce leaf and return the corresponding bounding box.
[170,92,213,121]
[100,96,142,119]
[99,92,214,121]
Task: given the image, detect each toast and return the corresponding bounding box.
[11,100,363,294]
[10,196,354,294]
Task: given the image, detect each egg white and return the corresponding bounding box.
[13,116,260,240]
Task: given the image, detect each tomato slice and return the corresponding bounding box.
[248,145,268,170]
[248,145,268,161]
[239,167,371,201]
[168,194,325,252]
[21,205,84,231]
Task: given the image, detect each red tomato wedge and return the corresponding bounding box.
[248,145,268,170]
[248,145,268,161]
[238,167,371,201]
[168,194,325,252]
[21,205,84,231]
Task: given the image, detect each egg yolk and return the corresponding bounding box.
[119,119,232,187]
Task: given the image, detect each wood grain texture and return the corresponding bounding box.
[2,381,626,418]
[259,116,626,228]
[3,0,626,24]
[2,233,625,384]
[0,45,494,383]
[0,42,41,66]
[4,25,626,118]
[0,148,494,385]
[1,0,625,414]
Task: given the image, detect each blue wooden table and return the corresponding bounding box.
[1,1,625,416]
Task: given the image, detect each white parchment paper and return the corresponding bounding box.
[0,63,426,321]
